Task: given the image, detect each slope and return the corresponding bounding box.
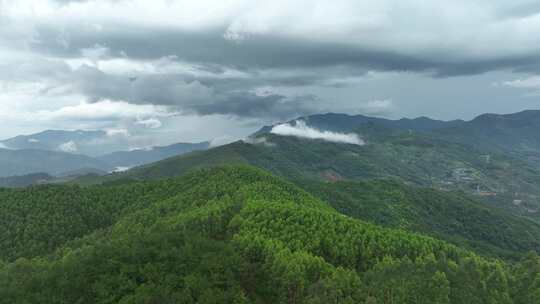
[300,179,540,259]
[1,166,537,303]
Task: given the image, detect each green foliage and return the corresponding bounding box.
[0,179,201,261]
[1,166,537,303]
[300,179,540,259]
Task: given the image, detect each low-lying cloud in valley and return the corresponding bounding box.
[270,120,364,145]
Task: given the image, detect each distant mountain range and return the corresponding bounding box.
[0,130,114,156]
[256,112,464,135]
[0,173,54,188]
[97,141,210,169]
[260,110,540,165]
[5,110,540,204]
[75,110,540,221]
[0,147,112,178]
[0,129,211,179]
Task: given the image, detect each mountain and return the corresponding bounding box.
[98,141,210,169]
[0,130,114,156]
[300,179,540,259]
[0,172,54,188]
[1,166,537,303]
[256,112,464,135]
[259,111,540,164]
[80,126,540,218]
[0,148,112,178]
[72,136,540,258]
[0,128,210,183]
[434,110,540,164]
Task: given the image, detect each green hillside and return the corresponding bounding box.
[300,179,540,259]
[1,166,538,303]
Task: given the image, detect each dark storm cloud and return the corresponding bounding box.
[4,0,540,138]
[30,22,540,79]
[193,92,320,120]
[57,65,321,119]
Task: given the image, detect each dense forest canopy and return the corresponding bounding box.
[1,166,538,303]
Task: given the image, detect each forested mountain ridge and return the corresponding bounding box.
[255,112,464,135]
[260,110,540,168]
[78,128,540,218]
[1,166,538,303]
[300,179,540,259]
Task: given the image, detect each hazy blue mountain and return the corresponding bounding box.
[0,172,54,188]
[434,110,540,163]
[98,141,210,168]
[0,148,112,177]
[0,130,124,157]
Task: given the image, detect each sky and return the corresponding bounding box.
[2,0,540,147]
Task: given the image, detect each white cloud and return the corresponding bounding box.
[58,140,78,152]
[210,135,236,147]
[111,166,131,173]
[4,0,540,61]
[105,128,131,137]
[136,118,162,129]
[34,100,172,121]
[502,76,540,89]
[357,99,394,115]
[0,143,8,149]
[244,136,276,147]
[80,44,110,66]
[28,138,39,143]
[271,120,364,145]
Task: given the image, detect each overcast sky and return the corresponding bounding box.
[2,0,540,146]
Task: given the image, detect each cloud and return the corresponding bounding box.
[5,0,540,76]
[0,143,8,149]
[34,100,172,122]
[4,0,540,142]
[356,99,395,116]
[58,140,78,152]
[244,136,276,147]
[502,76,540,89]
[209,135,236,147]
[105,128,130,137]
[136,118,162,129]
[271,120,364,145]
[193,92,321,120]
